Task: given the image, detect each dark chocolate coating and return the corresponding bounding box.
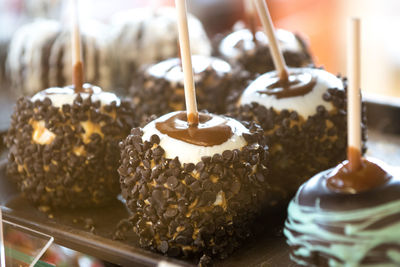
[299,165,399,211]
[217,29,314,78]
[5,94,137,208]
[284,163,400,266]
[118,122,279,259]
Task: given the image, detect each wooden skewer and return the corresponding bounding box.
[244,0,257,41]
[175,0,199,126]
[0,208,5,267]
[347,18,362,171]
[71,0,84,93]
[253,0,288,81]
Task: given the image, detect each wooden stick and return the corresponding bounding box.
[175,0,199,126]
[71,0,84,93]
[347,18,362,171]
[0,208,4,267]
[253,0,288,81]
[244,0,257,41]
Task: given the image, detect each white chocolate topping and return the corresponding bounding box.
[219,28,304,59]
[31,83,120,108]
[147,55,231,84]
[142,112,250,164]
[240,68,344,119]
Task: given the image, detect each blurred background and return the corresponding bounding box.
[1,0,400,97]
[0,0,399,265]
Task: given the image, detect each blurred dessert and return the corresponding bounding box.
[109,7,212,90]
[7,19,112,96]
[218,25,313,77]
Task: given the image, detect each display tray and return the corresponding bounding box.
[0,89,399,266]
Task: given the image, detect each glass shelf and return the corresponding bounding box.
[0,208,54,267]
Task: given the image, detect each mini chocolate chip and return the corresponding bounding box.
[282,118,290,129]
[256,172,265,182]
[242,133,253,143]
[201,156,211,163]
[222,150,233,161]
[198,254,213,267]
[202,180,213,191]
[289,111,299,120]
[159,241,168,254]
[130,128,142,136]
[184,163,195,172]
[322,92,332,101]
[169,157,180,169]
[43,98,52,107]
[200,172,209,180]
[150,134,160,144]
[166,176,179,189]
[176,235,191,245]
[151,189,164,207]
[190,181,201,192]
[164,207,178,218]
[201,191,216,205]
[184,175,196,185]
[167,247,180,257]
[196,162,205,172]
[317,105,326,115]
[231,180,241,194]
[134,142,143,152]
[212,154,223,163]
[143,159,151,169]
[153,146,165,156]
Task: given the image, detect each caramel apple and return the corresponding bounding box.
[5,84,136,207]
[118,111,271,258]
[284,157,400,266]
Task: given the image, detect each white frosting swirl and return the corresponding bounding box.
[142,111,249,164]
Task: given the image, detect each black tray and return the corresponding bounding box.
[1,90,400,266]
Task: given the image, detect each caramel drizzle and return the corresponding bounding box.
[73,61,84,93]
[155,112,233,146]
[257,71,317,99]
[326,158,391,194]
[347,146,362,172]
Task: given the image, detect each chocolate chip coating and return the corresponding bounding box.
[130,57,248,125]
[118,123,277,259]
[5,95,138,208]
[228,76,367,203]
